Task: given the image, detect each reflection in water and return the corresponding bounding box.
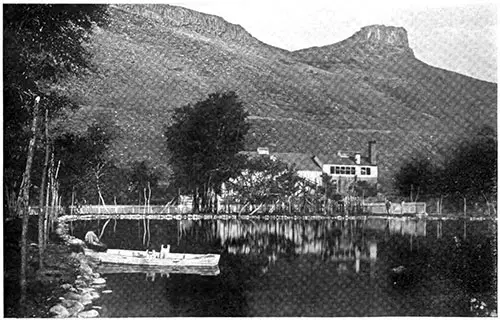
[176,218,427,274]
[71,218,495,317]
[96,263,221,279]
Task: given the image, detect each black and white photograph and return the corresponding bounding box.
[3,0,497,317]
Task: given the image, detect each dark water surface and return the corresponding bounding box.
[70,217,496,317]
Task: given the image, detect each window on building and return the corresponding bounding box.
[361,167,371,175]
[330,165,356,175]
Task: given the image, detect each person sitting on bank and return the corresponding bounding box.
[85,230,107,252]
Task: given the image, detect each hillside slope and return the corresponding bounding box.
[58,5,497,187]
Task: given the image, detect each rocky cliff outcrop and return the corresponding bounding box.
[115,4,264,47]
[341,25,414,56]
[293,25,414,67]
[354,25,410,49]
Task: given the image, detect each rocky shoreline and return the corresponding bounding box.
[47,220,110,318]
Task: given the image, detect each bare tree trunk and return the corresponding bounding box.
[18,96,40,315]
[49,161,61,232]
[44,157,52,248]
[38,108,49,270]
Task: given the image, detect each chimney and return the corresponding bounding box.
[257,147,269,155]
[355,153,361,165]
[369,141,377,165]
[311,155,324,169]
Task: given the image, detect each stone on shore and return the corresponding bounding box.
[89,291,100,300]
[74,279,87,287]
[92,277,106,285]
[61,299,82,309]
[60,283,73,290]
[79,263,93,276]
[79,287,96,294]
[77,309,100,318]
[64,292,82,301]
[80,292,94,305]
[66,301,85,316]
[49,304,70,318]
[48,220,110,318]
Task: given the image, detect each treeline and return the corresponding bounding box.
[6,113,166,209]
[164,91,377,214]
[394,126,497,214]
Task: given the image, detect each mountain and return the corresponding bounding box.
[57,4,497,188]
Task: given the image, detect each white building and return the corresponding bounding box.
[246,141,378,193]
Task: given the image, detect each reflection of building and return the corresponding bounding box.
[388,219,426,237]
[364,217,427,237]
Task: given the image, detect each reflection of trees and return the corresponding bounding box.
[214,219,426,260]
[176,219,427,269]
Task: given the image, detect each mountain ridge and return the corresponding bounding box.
[112,4,289,56]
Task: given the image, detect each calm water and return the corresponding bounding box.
[70,217,497,317]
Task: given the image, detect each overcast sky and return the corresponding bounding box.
[169,0,497,82]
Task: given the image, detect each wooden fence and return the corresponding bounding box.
[69,205,193,215]
[362,202,426,215]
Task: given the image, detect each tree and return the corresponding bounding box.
[394,126,497,214]
[441,126,497,213]
[53,118,118,205]
[17,97,40,314]
[165,91,250,212]
[4,5,109,202]
[3,5,108,315]
[394,156,441,202]
[226,155,302,209]
[127,161,162,204]
[352,180,378,198]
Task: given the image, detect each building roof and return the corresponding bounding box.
[317,154,373,166]
[242,151,375,171]
[274,153,322,171]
